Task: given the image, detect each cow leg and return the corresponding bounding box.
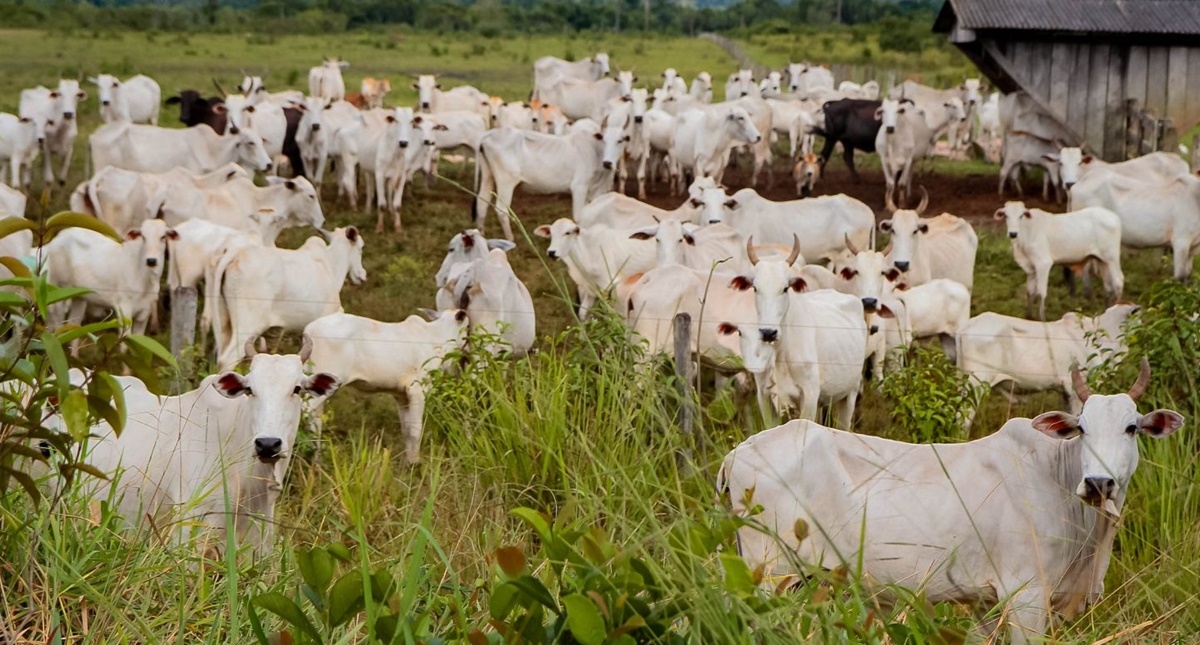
[842,145,859,183]
[426,154,438,189]
[390,172,407,232]
[1035,262,1051,321]
[833,393,856,431]
[1003,588,1048,645]
[636,154,648,201]
[494,182,516,242]
[397,386,426,465]
[1171,237,1194,281]
[1104,259,1124,304]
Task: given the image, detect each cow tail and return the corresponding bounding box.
[206,244,237,363]
[85,175,103,222]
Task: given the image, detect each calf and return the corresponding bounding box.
[1000,130,1067,202]
[209,227,367,369]
[792,152,821,197]
[879,191,978,290]
[89,74,161,125]
[295,98,359,186]
[304,310,467,463]
[309,57,349,102]
[475,122,626,241]
[534,218,655,316]
[814,98,882,182]
[436,248,536,356]
[997,201,1123,320]
[361,77,391,109]
[44,218,177,338]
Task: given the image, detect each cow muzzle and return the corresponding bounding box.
[399,141,409,148]
[1008,231,1018,239]
[861,297,878,312]
[230,126,241,135]
[101,100,111,106]
[63,112,75,120]
[759,328,779,343]
[893,260,910,272]
[254,437,284,462]
[885,126,895,135]
[1080,476,1117,506]
[145,258,158,268]
[603,161,614,170]
[421,102,431,109]
[634,116,643,123]
[311,123,321,131]
[547,250,559,260]
[1064,181,1075,189]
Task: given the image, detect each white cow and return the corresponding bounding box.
[999,130,1067,202]
[435,248,535,357]
[493,102,536,130]
[1069,170,1200,280]
[764,98,819,160]
[837,80,880,100]
[414,75,490,117]
[0,113,39,188]
[237,75,305,106]
[997,201,1123,320]
[698,184,874,263]
[89,122,273,175]
[70,164,249,235]
[475,122,626,241]
[20,81,86,188]
[957,303,1138,415]
[758,71,783,95]
[66,345,338,556]
[434,229,516,290]
[304,310,467,464]
[879,194,978,290]
[890,79,980,148]
[156,175,325,243]
[660,68,688,96]
[1056,147,1189,190]
[532,53,610,101]
[671,105,761,186]
[422,110,489,183]
[876,97,966,204]
[724,69,757,101]
[577,191,701,230]
[718,239,867,428]
[785,63,834,95]
[629,219,746,273]
[43,218,176,337]
[295,98,360,186]
[308,57,349,102]
[219,94,288,171]
[534,218,654,316]
[689,72,713,103]
[718,361,1182,644]
[208,227,367,369]
[539,77,625,122]
[89,74,161,125]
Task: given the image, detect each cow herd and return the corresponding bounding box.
[2,52,1193,642]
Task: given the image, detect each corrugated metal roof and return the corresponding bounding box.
[943,0,1200,35]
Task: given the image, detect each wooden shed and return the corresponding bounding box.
[934,0,1200,161]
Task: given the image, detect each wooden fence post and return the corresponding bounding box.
[1191,134,1199,170]
[170,286,198,360]
[1125,99,1141,158]
[1159,117,1178,156]
[673,313,694,463]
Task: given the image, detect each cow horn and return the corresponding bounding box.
[212,77,229,98]
[299,333,314,363]
[844,232,860,256]
[884,189,898,214]
[914,186,929,215]
[315,227,334,242]
[1127,357,1151,401]
[1070,363,1091,403]
[882,237,894,256]
[746,235,759,266]
[244,335,258,359]
[785,234,801,266]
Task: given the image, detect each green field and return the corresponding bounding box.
[3,27,1199,644]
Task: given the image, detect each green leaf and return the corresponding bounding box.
[61,389,89,443]
[251,593,321,643]
[60,463,109,482]
[45,286,93,306]
[98,373,127,437]
[718,553,755,595]
[0,466,41,504]
[327,570,366,628]
[246,603,271,645]
[296,547,335,598]
[326,542,352,562]
[488,581,520,621]
[40,332,70,400]
[510,575,558,614]
[0,257,32,280]
[124,334,178,370]
[42,212,121,243]
[374,614,399,644]
[0,218,37,241]
[561,594,606,645]
[510,507,552,542]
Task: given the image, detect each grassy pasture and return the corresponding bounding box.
[2,27,1199,643]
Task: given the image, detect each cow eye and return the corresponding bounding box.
[1125,424,1138,435]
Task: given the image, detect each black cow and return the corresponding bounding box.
[164,90,227,134]
[281,105,306,178]
[813,98,882,183]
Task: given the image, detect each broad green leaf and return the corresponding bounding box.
[510,575,558,613]
[561,594,606,645]
[42,212,121,243]
[98,373,127,437]
[374,614,399,644]
[61,389,89,443]
[124,333,178,370]
[246,603,271,645]
[61,462,110,482]
[45,286,92,306]
[327,570,366,628]
[0,218,37,241]
[40,332,69,400]
[718,553,755,595]
[510,507,552,542]
[0,465,40,504]
[296,547,334,597]
[56,320,121,345]
[370,568,393,601]
[0,292,27,306]
[488,582,520,621]
[326,542,352,562]
[251,593,321,643]
[0,257,31,280]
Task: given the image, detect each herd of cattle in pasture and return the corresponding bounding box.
[2,50,1196,642]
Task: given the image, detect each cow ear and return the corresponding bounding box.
[917,223,929,234]
[125,229,142,240]
[992,208,1006,220]
[629,230,655,240]
[214,372,251,398]
[454,309,469,323]
[165,96,182,105]
[879,220,893,233]
[839,267,856,280]
[411,83,419,90]
[683,232,695,246]
[435,124,449,131]
[893,282,909,291]
[1042,153,1059,162]
[1032,412,1082,439]
[1081,155,1093,164]
[1139,410,1184,437]
[212,103,227,115]
[724,199,738,210]
[534,225,553,238]
[386,115,397,123]
[593,132,603,141]
[729,275,752,291]
[345,226,360,242]
[303,373,340,398]
[412,115,423,124]
[285,180,297,190]
[77,91,88,100]
[689,198,702,208]
[716,322,738,335]
[788,277,808,292]
[884,268,902,282]
[245,105,256,113]
[486,239,516,251]
[166,229,179,240]
[877,303,896,319]
[1022,210,1031,219]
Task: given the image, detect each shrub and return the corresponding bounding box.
[879,343,982,443]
